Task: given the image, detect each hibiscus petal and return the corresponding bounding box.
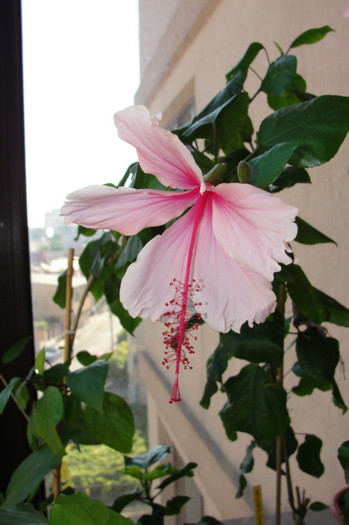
[61,185,199,235]
[121,195,276,334]
[120,206,197,320]
[209,183,298,281]
[114,106,205,192]
[191,195,277,333]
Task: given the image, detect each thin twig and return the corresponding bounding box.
[249,66,263,81]
[263,46,271,65]
[0,373,29,422]
[282,435,295,516]
[70,274,96,348]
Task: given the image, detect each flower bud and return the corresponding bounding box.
[203,163,227,185]
[237,161,252,183]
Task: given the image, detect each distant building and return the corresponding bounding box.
[28,210,99,352]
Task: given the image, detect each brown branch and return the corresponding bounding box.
[70,274,96,349]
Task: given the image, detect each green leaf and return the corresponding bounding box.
[0,377,20,415]
[53,271,67,309]
[343,490,349,524]
[89,232,115,276]
[292,347,347,413]
[165,495,190,516]
[2,336,32,365]
[84,392,135,453]
[295,328,339,383]
[332,380,348,414]
[0,503,48,524]
[200,343,229,409]
[266,426,298,470]
[39,363,69,388]
[157,462,197,491]
[287,265,327,323]
[64,394,101,445]
[267,73,307,110]
[4,444,61,508]
[289,25,334,49]
[226,42,264,80]
[296,434,324,477]
[124,444,170,469]
[144,463,177,481]
[191,151,215,174]
[32,386,64,456]
[309,501,329,511]
[292,375,331,396]
[115,235,142,269]
[236,474,247,499]
[273,41,284,55]
[13,382,29,412]
[220,365,289,448]
[270,166,310,192]
[35,348,46,374]
[220,316,284,366]
[295,217,336,245]
[112,492,143,513]
[194,70,246,120]
[117,161,138,188]
[257,95,349,168]
[78,233,116,303]
[118,465,144,480]
[76,350,97,366]
[104,273,141,335]
[66,360,109,412]
[261,55,297,97]
[314,288,349,327]
[249,143,297,188]
[50,492,134,525]
[338,441,349,484]
[183,93,252,153]
[130,162,169,190]
[75,225,97,240]
[201,312,284,409]
[240,441,256,474]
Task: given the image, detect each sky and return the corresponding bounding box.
[22,0,140,228]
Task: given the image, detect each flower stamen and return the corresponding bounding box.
[162,192,208,403]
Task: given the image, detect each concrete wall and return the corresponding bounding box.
[134,1,349,522]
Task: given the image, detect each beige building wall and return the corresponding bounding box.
[133,1,349,523]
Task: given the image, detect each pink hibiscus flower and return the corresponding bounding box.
[62,105,298,403]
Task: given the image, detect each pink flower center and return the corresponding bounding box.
[162,191,208,403]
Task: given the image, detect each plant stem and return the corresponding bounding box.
[63,248,74,363]
[275,284,286,525]
[213,121,218,163]
[52,464,61,501]
[0,373,29,422]
[70,274,96,348]
[52,249,74,501]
